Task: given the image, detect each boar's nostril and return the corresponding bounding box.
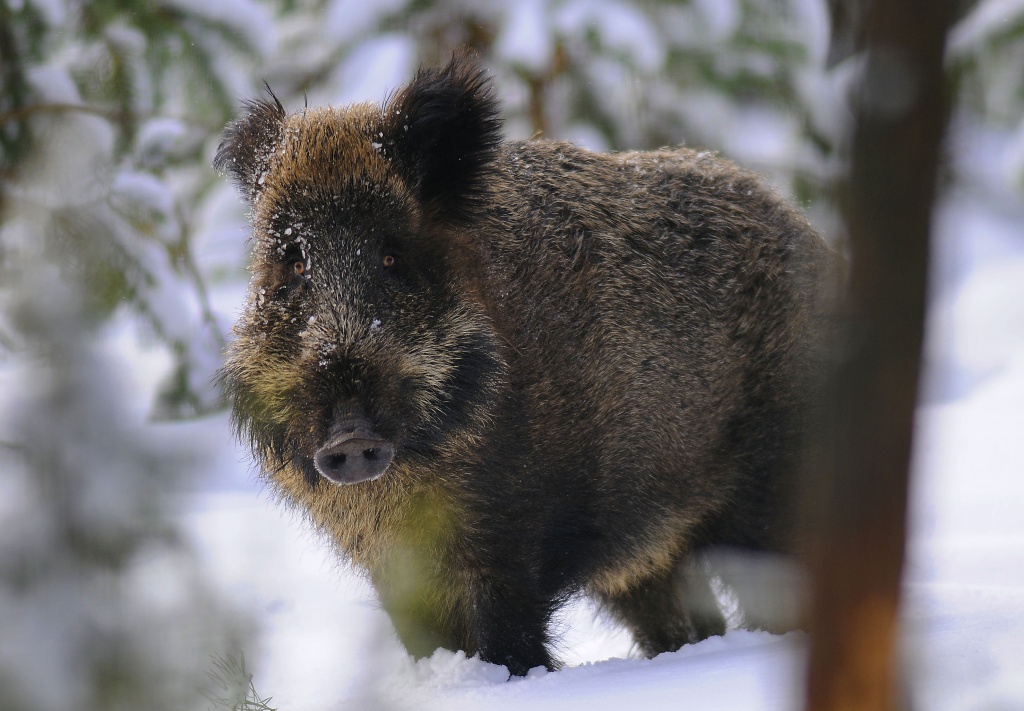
[314,424,395,484]
[324,452,347,469]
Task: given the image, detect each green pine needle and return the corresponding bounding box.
[205,653,278,711]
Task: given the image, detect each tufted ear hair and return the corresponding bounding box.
[383,50,503,223]
[213,86,286,202]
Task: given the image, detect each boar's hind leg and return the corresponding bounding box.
[598,556,726,657]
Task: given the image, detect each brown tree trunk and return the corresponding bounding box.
[804,2,956,711]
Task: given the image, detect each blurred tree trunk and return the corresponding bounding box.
[804,2,956,711]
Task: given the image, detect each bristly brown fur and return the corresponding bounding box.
[213,86,285,200]
[215,51,838,677]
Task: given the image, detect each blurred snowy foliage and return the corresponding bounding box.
[0,0,273,418]
[1,0,1023,708]
[947,0,1024,193]
[1,1,261,709]
[0,211,246,709]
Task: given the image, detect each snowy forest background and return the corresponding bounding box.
[1,0,1023,709]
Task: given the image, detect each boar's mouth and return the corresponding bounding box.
[314,418,395,484]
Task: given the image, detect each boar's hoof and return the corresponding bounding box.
[314,422,395,484]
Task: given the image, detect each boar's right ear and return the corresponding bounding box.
[383,51,502,223]
[213,87,286,202]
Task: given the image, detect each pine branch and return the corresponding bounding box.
[205,653,278,711]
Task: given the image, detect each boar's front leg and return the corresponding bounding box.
[373,538,555,676]
[375,569,463,663]
[467,573,556,676]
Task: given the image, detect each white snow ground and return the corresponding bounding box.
[156,181,1024,710]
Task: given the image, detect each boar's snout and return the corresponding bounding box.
[314,418,395,484]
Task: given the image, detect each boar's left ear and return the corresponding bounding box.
[383,51,502,223]
[213,86,286,202]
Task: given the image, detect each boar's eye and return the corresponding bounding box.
[379,250,406,285]
[275,245,310,297]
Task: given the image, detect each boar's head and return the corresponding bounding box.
[215,54,506,488]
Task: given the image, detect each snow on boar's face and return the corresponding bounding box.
[215,56,506,489]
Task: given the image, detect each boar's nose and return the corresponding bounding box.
[314,419,395,484]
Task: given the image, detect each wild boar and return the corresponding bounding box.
[215,52,833,676]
